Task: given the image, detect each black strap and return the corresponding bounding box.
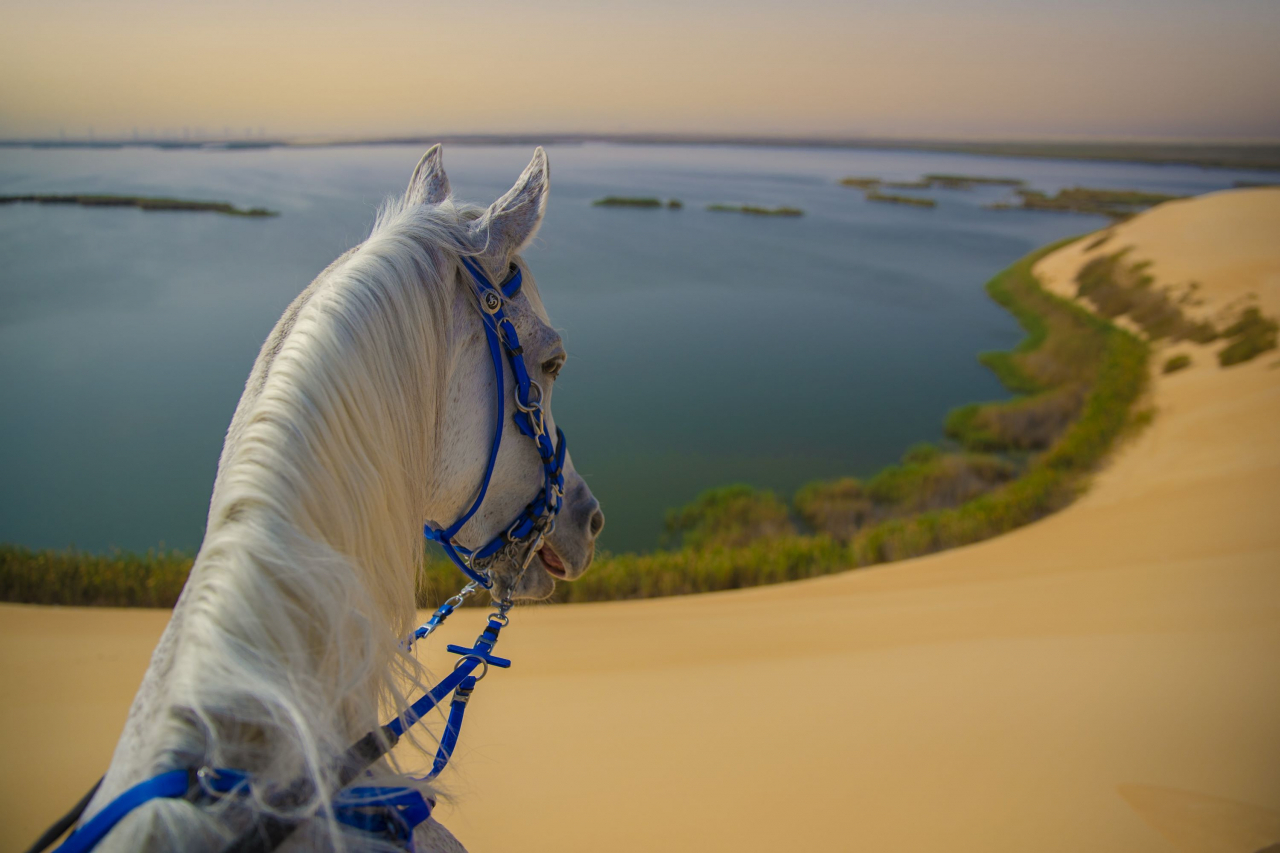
[24,776,102,853]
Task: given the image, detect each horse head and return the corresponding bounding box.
[412,145,604,602]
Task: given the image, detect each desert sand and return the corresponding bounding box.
[3,189,1279,852]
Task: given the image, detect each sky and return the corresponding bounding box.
[2,0,1278,142]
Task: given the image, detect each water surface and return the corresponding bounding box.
[0,143,1268,552]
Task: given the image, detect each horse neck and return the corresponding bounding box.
[171,240,456,763]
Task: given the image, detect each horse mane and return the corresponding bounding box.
[139,192,489,846]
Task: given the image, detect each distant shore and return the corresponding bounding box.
[2,134,1278,172]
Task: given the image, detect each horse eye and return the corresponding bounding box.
[541,358,563,377]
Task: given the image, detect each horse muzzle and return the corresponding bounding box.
[539,475,603,582]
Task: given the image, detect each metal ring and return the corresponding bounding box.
[453,655,490,682]
[488,612,511,627]
[514,381,543,413]
[195,766,231,801]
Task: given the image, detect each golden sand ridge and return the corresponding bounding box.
[3,190,1278,852]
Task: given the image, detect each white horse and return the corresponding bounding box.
[76,146,603,852]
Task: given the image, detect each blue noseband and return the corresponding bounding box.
[423,256,567,589]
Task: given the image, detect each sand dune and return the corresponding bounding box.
[3,190,1279,852]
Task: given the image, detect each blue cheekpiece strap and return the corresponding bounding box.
[424,255,565,590]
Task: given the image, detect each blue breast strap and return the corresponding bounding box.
[52,608,514,853]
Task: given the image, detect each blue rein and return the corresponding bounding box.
[423,256,567,588]
[53,607,509,853]
[44,255,563,853]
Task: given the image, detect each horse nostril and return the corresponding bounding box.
[588,508,605,538]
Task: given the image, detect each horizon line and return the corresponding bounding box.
[4,132,1278,172]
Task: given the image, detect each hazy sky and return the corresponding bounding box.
[2,0,1278,141]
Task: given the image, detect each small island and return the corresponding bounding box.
[841,173,1025,192]
[707,203,804,217]
[593,196,684,209]
[593,196,663,208]
[987,187,1185,220]
[922,174,1025,189]
[0,194,278,217]
[865,191,937,208]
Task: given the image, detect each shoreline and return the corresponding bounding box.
[0,230,1153,608]
[2,134,1278,171]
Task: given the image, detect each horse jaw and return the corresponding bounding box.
[512,559,557,601]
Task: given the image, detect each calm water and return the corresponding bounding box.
[0,144,1269,553]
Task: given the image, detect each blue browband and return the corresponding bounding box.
[423,256,567,589]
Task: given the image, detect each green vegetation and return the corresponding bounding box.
[865,191,936,208]
[1218,307,1278,366]
[0,194,277,217]
[1074,252,1218,342]
[1084,231,1114,251]
[592,196,664,208]
[943,237,1147,454]
[839,177,882,189]
[922,174,1025,189]
[840,173,1023,194]
[667,199,684,209]
[662,485,795,550]
[1163,354,1192,374]
[707,204,804,217]
[1,544,193,607]
[989,187,1184,220]
[1,238,1153,609]
[793,444,1014,541]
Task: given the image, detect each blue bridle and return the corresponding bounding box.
[38,254,567,853]
[423,256,567,590]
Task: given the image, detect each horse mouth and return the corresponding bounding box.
[538,542,568,579]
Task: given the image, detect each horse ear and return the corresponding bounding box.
[406,144,450,206]
[470,147,549,267]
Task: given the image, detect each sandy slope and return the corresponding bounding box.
[3,190,1279,853]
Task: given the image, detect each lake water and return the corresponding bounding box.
[0,143,1269,554]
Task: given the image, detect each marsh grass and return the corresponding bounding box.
[1075,252,1218,343]
[1218,307,1279,366]
[839,177,882,189]
[2,239,1151,609]
[0,194,277,217]
[0,544,193,606]
[592,196,664,208]
[991,187,1184,220]
[707,204,804,217]
[922,174,1025,189]
[864,191,936,208]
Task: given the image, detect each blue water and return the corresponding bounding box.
[0,143,1269,553]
